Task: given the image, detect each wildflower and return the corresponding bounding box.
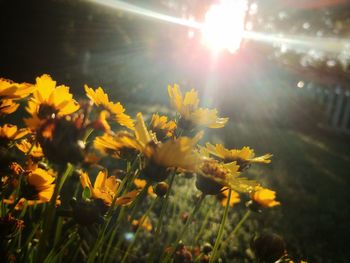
[251,188,280,208]
[0,99,19,115]
[0,78,34,99]
[131,216,152,232]
[94,132,142,160]
[204,143,272,170]
[79,170,138,206]
[16,139,44,158]
[168,84,228,129]
[3,168,58,210]
[84,85,134,129]
[149,113,176,140]
[0,124,29,143]
[196,158,258,195]
[136,113,203,181]
[35,116,85,164]
[25,74,79,130]
[133,178,156,198]
[217,188,240,207]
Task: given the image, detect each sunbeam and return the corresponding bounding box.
[88,0,350,55]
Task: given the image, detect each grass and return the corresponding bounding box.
[207,121,350,262]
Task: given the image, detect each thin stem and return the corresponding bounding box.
[216,210,251,258]
[147,171,176,263]
[161,194,206,263]
[37,163,74,261]
[193,207,211,244]
[209,189,232,263]
[120,197,158,263]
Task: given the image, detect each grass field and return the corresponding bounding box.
[208,121,350,262]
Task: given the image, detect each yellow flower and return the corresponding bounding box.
[27,168,56,202]
[149,114,176,139]
[0,124,29,141]
[0,78,35,99]
[131,216,152,232]
[251,188,280,208]
[133,179,156,198]
[205,143,272,169]
[84,85,134,129]
[0,99,19,115]
[94,132,143,160]
[25,74,79,124]
[135,113,203,181]
[79,170,138,206]
[16,139,44,158]
[168,84,228,129]
[7,168,57,209]
[196,158,259,195]
[218,188,240,207]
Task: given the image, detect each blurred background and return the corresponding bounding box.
[1,0,350,262]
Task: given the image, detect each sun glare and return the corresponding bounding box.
[201,0,248,53]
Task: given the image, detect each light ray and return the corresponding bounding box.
[88,0,350,55]
[88,0,201,29]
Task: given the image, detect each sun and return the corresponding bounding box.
[201,0,248,53]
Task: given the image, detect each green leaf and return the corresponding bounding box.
[82,187,91,200]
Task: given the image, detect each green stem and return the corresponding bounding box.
[146,171,176,263]
[216,210,251,258]
[209,189,232,263]
[37,163,74,261]
[161,194,206,263]
[120,197,158,263]
[86,171,140,263]
[193,207,211,244]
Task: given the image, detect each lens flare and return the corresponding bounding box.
[201,0,248,53]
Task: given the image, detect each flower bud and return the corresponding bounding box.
[154,182,169,197]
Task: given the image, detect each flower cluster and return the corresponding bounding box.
[0,75,283,263]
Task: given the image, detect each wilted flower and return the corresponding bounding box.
[168,84,228,129]
[174,242,193,263]
[79,170,138,206]
[204,143,272,170]
[84,85,134,129]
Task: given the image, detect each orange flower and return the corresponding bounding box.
[80,170,138,206]
[218,188,240,207]
[0,78,34,99]
[84,85,134,129]
[0,124,29,141]
[251,188,280,208]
